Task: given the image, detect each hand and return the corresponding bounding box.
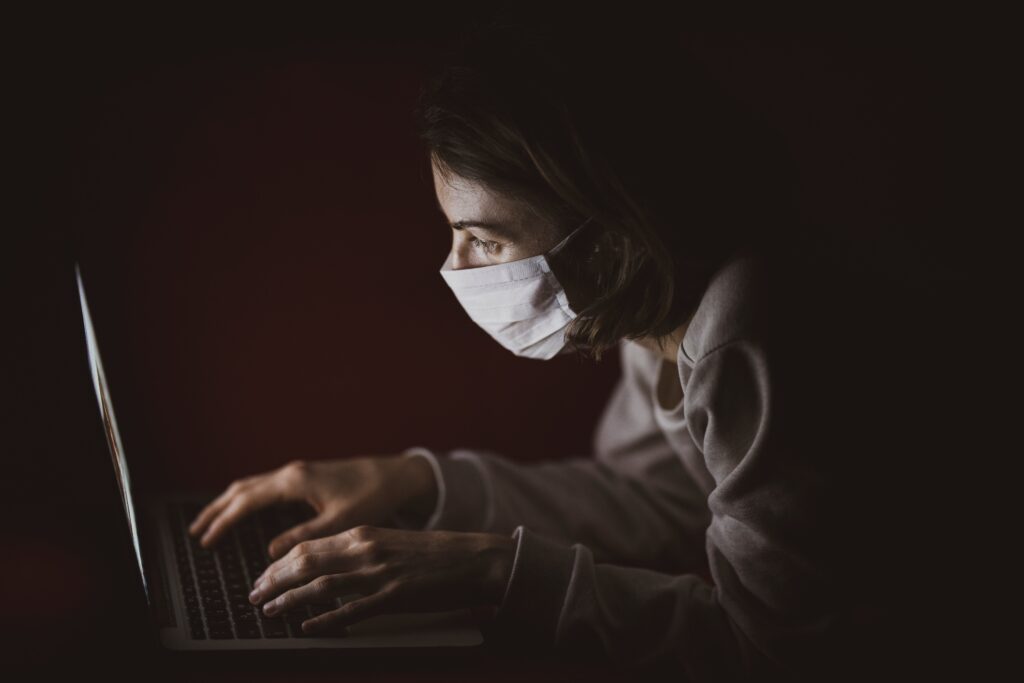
[247,525,515,635]
[187,455,437,559]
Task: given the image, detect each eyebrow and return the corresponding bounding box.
[449,219,514,237]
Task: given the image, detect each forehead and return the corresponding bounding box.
[431,161,544,226]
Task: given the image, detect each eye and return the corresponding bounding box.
[470,236,500,254]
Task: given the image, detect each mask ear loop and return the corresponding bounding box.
[544,216,598,318]
[548,216,596,258]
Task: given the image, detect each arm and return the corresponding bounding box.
[482,339,894,680]
[389,339,711,574]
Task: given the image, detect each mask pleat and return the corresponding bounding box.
[436,218,592,359]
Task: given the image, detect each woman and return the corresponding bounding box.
[187,19,947,680]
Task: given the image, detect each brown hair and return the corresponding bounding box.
[414,16,800,362]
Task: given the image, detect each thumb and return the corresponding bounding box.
[267,514,340,560]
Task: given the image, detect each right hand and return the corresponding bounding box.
[187,454,437,560]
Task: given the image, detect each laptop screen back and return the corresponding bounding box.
[75,263,150,605]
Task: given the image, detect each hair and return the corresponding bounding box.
[414,14,801,362]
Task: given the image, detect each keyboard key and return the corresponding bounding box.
[285,613,313,637]
[234,613,257,626]
[261,618,288,638]
[225,581,248,596]
[207,610,231,624]
[236,623,262,639]
[189,623,207,640]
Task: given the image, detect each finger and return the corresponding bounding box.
[267,514,341,561]
[200,485,281,548]
[259,570,378,618]
[190,461,304,537]
[252,548,357,604]
[188,482,247,536]
[300,588,396,635]
[254,531,355,590]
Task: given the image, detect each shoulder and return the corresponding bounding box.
[681,245,842,367]
[681,250,775,365]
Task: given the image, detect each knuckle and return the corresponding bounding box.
[295,553,318,572]
[284,459,309,476]
[311,575,333,595]
[362,539,381,561]
[349,524,373,541]
[291,541,311,557]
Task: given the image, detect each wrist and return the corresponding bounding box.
[397,453,438,520]
[480,533,516,606]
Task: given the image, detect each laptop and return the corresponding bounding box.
[74,262,484,652]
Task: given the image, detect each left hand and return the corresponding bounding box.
[247,525,516,635]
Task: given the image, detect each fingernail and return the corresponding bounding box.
[263,601,278,616]
[248,589,260,604]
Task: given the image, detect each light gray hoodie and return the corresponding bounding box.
[390,248,935,680]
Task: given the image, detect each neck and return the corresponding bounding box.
[632,313,693,363]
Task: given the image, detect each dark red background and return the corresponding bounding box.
[4,11,974,680]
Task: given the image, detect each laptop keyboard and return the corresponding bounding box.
[168,500,345,640]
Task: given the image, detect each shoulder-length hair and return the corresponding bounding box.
[414,16,800,362]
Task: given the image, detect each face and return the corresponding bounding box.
[431,161,689,362]
[432,161,563,270]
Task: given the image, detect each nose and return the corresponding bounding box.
[443,238,475,271]
[442,248,469,272]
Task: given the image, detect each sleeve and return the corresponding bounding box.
[388,338,712,574]
[482,338,894,681]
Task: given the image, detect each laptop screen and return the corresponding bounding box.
[75,263,150,605]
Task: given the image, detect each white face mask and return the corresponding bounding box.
[439,218,593,360]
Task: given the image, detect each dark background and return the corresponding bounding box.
[3,8,988,679]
